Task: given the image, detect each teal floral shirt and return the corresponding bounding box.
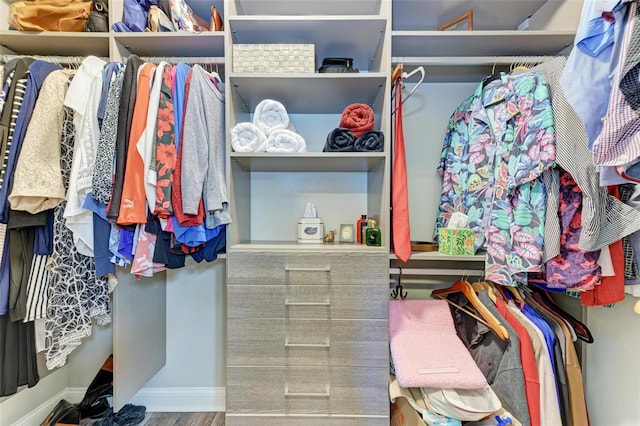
[436,72,556,286]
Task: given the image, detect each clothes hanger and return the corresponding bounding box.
[529,287,594,343]
[432,279,509,340]
[391,65,425,113]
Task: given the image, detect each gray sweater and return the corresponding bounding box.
[180,65,228,223]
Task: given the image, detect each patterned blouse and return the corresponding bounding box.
[436,72,556,286]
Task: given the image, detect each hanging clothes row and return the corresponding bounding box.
[389,281,590,426]
[0,53,227,397]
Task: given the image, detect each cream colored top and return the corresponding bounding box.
[8,69,75,214]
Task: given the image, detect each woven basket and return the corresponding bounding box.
[233,44,315,73]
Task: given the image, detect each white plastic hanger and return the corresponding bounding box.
[392,65,426,113]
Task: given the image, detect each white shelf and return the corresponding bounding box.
[231,241,387,252]
[390,251,486,262]
[392,30,575,57]
[233,0,382,16]
[229,16,386,71]
[231,152,385,172]
[392,0,548,31]
[114,32,225,57]
[0,31,110,57]
[229,73,386,113]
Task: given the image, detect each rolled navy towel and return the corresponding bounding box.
[354,130,384,152]
[323,127,356,152]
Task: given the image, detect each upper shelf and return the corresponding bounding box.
[231,0,383,16]
[114,32,225,58]
[0,31,110,57]
[392,0,549,30]
[392,30,575,57]
[229,73,386,114]
[229,17,386,72]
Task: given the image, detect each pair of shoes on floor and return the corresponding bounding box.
[78,355,113,419]
[92,404,147,426]
[41,399,80,426]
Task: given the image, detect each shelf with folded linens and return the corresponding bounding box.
[228,73,386,114]
[230,152,386,172]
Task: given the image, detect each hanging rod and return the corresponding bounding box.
[392,55,561,66]
[137,56,225,64]
[389,267,484,277]
[0,54,108,65]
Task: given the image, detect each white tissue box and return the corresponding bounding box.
[298,218,324,243]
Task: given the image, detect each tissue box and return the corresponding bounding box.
[437,228,475,256]
[298,218,324,244]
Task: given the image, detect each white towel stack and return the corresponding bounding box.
[231,99,307,153]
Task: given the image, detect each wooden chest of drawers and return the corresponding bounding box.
[226,250,389,425]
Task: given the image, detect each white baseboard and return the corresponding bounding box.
[13,388,68,426]
[15,386,225,425]
[68,386,226,413]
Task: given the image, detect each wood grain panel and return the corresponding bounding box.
[226,366,388,416]
[225,415,388,426]
[227,318,388,367]
[227,251,387,286]
[227,284,388,319]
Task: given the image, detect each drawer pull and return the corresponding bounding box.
[284,266,331,272]
[285,338,330,348]
[284,299,330,306]
[284,386,330,398]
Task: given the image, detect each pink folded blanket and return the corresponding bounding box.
[339,103,375,137]
[389,300,487,389]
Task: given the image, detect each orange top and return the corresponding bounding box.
[118,62,156,225]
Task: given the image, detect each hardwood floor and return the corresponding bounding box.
[140,412,225,425]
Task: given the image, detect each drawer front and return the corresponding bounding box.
[227,318,388,367]
[225,415,389,426]
[227,251,387,286]
[226,366,388,416]
[227,284,387,319]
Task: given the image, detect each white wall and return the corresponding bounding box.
[585,296,640,425]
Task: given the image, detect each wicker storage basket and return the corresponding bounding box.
[233,44,315,73]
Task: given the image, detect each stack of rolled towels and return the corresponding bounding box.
[323,103,384,152]
[231,99,307,153]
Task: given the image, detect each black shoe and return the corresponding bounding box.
[78,355,113,419]
[41,399,80,426]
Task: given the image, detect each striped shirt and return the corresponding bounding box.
[532,56,640,252]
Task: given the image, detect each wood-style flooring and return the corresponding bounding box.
[140,412,225,425]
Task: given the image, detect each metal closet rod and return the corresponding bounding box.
[137,56,225,64]
[0,54,107,65]
[392,55,561,66]
[389,267,484,277]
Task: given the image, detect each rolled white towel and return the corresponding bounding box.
[265,129,307,153]
[231,122,268,152]
[253,99,290,136]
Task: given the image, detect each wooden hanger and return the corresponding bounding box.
[432,280,509,340]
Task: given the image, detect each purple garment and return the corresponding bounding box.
[545,170,601,290]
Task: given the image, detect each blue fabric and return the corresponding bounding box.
[117,228,135,260]
[172,216,222,247]
[173,62,192,152]
[191,226,226,263]
[98,62,122,128]
[576,3,621,57]
[33,209,53,256]
[0,233,10,315]
[123,0,157,32]
[561,1,628,149]
[83,196,114,277]
[0,61,61,223]
[109,226,130,267]
[111,22,133,32]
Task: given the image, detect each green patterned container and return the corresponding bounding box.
[437,228,475,256]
